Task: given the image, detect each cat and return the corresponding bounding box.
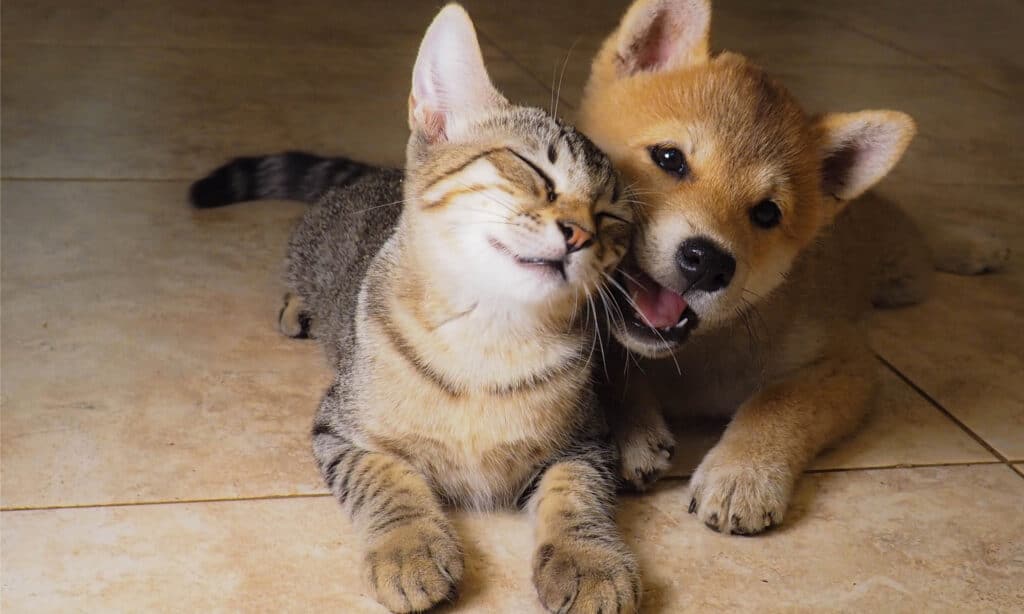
[191,5,640,613]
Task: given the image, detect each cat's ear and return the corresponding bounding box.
[817,111,916,203]
[607,0,712,78]
[409,4,506,143]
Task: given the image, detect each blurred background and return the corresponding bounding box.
[2,1,1021,611]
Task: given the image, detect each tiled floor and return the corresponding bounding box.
[2,1,1022,611]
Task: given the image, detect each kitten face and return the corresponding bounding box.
[408,111,632,307]
[400,7,631,311]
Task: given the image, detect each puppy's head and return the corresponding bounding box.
[579,0,916,357]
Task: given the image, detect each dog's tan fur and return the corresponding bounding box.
[576,0,1001,535]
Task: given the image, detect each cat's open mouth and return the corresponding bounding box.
[614,267,698,344]
[489,238,566,280]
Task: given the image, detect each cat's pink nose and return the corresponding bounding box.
[557,221,594,254]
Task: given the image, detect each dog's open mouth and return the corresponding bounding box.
[615,267,698,344]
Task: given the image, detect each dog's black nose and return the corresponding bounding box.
[677,237,736,292]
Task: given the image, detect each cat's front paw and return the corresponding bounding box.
[365,517,463,613]
[617,412,675,491]
[688,444,794,535]
[278,292,312,339]
[533,537,640,614]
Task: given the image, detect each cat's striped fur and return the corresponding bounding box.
[191,6,640,613]
[189,150,373,210]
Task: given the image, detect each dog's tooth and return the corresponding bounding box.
[674,317,689,329]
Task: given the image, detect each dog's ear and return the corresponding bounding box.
[609,0,712,77]
[818,111,916,202]
[409,3,506,143]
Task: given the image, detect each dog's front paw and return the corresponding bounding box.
[365,517,463,613]
[617,413,675,491]
[533,537,640,614]
[688,446,794,535]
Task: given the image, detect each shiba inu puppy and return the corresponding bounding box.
[579,0,1009,535]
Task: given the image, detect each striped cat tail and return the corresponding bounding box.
[189,151,372,208]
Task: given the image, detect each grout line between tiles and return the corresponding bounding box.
[875,354,1019,472]
[0,40,424,53]
[657,459,1006,483]
[4,459,1006,513]
[1,176,192,183]
[815,14,1011,100]
[1,492,332,513]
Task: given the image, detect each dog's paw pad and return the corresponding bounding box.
[688,449,792,536]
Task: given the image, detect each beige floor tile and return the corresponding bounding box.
[878,183,1024,244]
[479,2,925,115]
[769,62,1022,188]
[1,181,331,508]
[870,270,1024,461]
[1,0,454,48]
[476,8,1020,190]
[662,366,999,479]
[864,184,1022,462]
[0,40,550,180]
[810,367,999,470]
[2,179,1015,507]
[808,0,1024,96]
[4,465,1022,612]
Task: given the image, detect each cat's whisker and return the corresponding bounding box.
[568,285,581,332]
[582,296,599,373]
[596,282,626,334]
[614,269,644,288]
[592,287,616,382]
[549,61,559,117]
[353,197,409,214]
[459,205,519,220]
[587,293,608,381]
[552,38,579,120]
[601,271,682,376]
[451,178,521,216]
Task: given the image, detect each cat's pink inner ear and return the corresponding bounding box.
[408,4,503,143]
[409,94,447,143]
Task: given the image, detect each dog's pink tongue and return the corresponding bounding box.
[627,272,687,328]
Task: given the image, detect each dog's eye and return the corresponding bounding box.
[649,145,688,178]
[749,200,782,229]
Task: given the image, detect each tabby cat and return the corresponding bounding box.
[191,5,640,613]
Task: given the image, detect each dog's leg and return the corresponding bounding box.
[688,342,876,535]
[605,369,675,491]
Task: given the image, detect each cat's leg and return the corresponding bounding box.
[529,445,641,614]
[312,400,462,612]
[278,292,312,338]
